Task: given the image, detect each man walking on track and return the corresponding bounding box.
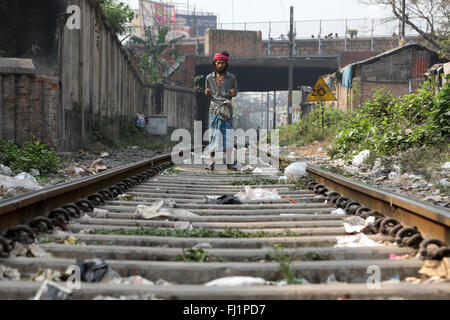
[204,51,238,171]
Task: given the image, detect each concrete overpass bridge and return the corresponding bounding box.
[194,55,339,92]
[194,54,339,130]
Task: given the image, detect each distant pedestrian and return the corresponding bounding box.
[204,51,238,171]
[136,114,145,131]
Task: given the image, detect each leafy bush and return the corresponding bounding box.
[99,0,135,36]
[277,105,350,146]
[328,79,449,158]
[0,139,61,175]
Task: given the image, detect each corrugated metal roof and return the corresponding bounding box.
[342,42,440,70]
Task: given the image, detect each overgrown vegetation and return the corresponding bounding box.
[176,248,212,262]
[94,226,302,238]
[229,178,279,185]
[328,79,450,159]
[92,117,166,150]
[131,26,184,83]
[269,244,305,284]
[0,139,61,175]
[99,0,135,36]
[276,104,350,147]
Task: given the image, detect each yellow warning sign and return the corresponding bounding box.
[306,77,337,102]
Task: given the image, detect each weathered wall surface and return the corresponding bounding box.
[262,37,422,58]
[205,29,262,57]
[0,72,60,146]
[0,0,197,150]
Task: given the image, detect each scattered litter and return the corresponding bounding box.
[0,265,21,281]
[54,230,71,241]
[0,174,43,191]
[404,277,422,284]
[276,278,310,286]
[173,221,193,230]
[15,172,38,184]
[107,275,154,286]
[64,236,79,245]
[33,280,72,300]
[78,228,95,235]
[100,152,110,158]
[0,164,13,177]
[10,243,51,258]
[389,253,411,260]
[287,152,297,161]
[343,216,366,234]
[30,268,65,282]
[326,274,342,284]
[382,274,401,284]
[418,258,450,280]
[135,200,165,219]
[91,208,109,218]
[278,176,288,183]
[205,276,267,286]
[442,162,450,170]
[240,165,253,173]
[423,276,448,284]
[117,193,135,201]
[284,162,307,182]
[79,214,92,220]
[235,186,281,201]
[335,233,382,248]
[252,168,262,174]
[192,242,212,249]
[331,208,346,215]
[204,195,242,205]
[136,200,197,220]
[76,258,120,283]
[352,150,370,167]
[284,197,296,204]
[73,167,87,176]
[155,279,173,286]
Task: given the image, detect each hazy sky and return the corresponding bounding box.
[124,0,397,38]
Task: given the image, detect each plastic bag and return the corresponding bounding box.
[352,150,370,167]
[235,186,281,201]
[284,162,307,182]
[76,258,120,283]
[205,276,267,286]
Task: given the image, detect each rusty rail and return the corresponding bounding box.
[0,154,172,236]
[306,165,450,245]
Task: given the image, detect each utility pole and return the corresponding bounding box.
[266,92,270,130]
[273,91,277,129]
[401,0,406,38]
[287,6,294,125]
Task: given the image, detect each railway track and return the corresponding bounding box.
[0,152,449,300]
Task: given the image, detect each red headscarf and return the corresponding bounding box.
[214,53,229,62]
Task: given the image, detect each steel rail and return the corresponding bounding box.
[0,154,172,235]
[306,165,450,244]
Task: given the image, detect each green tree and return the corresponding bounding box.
[131,26,185,83]
[99,0,135,36]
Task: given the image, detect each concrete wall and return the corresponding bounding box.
[0,0,198,150]
[205,29,262,57]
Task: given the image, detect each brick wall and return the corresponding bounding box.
[0,73,60,147]
[205,29,262,57]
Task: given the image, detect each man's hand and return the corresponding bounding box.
[205,88,212,97]
[228,88,237,97]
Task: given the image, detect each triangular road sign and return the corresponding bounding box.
[306,77,337,102]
